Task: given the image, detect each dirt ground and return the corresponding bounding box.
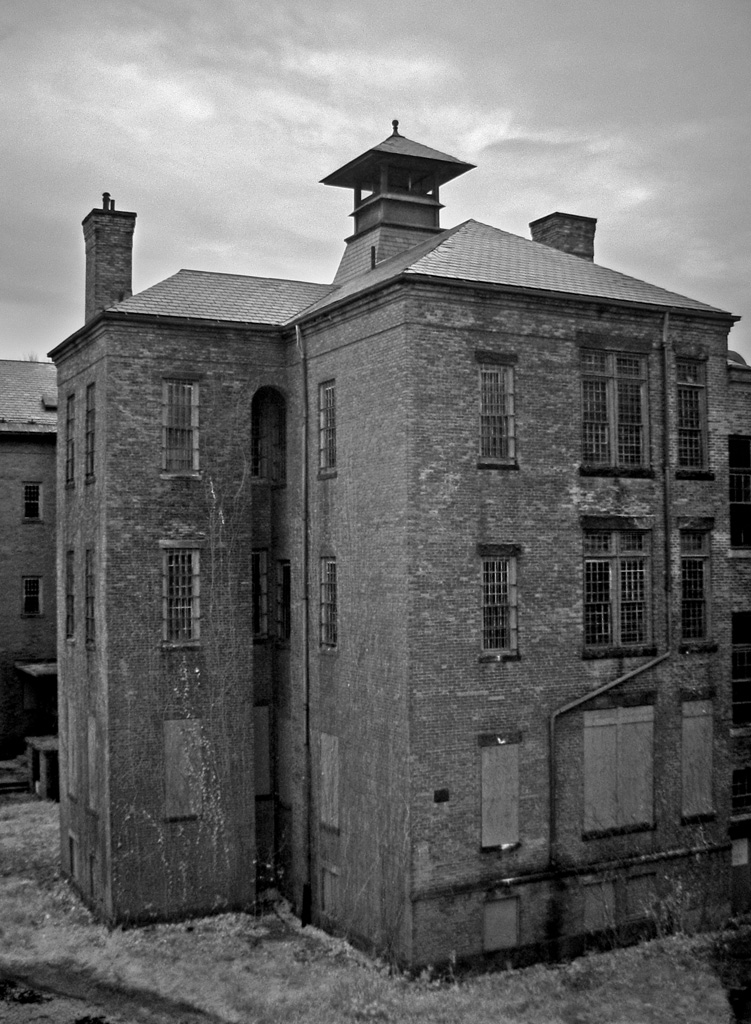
[0,793,737,1023]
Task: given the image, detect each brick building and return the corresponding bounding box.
[0,360,58,756]
[50,124,748,965]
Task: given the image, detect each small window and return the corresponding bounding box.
[163,380,199,473]
[252,550,268,637]
[733,612,751,726]
[480,737,519,848]
[320,732,339,829]
[163,548,200,642]
[583,705,654,834]
[479,364,515,462]
[676,359,707,470]
[65,393,75,485]
[276,560,291,641]
[482,557,518,652]
[23,483,41,520]
[85,382,96,479]
[581,350,648,469]
[680,531,710,641]
[65,550,75,639]
[730,436,751,547]
[732,768,751,815]
[85,548,95,643]
[681,700,713,818]
[320,557,337,648]
[319,381,336,471]
[22,577,41,616]
[583,530,650,649]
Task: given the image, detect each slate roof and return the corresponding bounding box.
[300,220,730,319]
[111,270,331,325]
[0,360,57,434]
[320,130,475,189]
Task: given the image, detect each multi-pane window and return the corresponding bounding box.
[479,364,515,461]
[581,351,648,468]
[276,560,291,641]
[163,549,200,642]
[65,393,75,485]
[583,705,654,833]
[23,577,41,615]
[251,389,286,483]
[680,531,710,641]
[481,557,518,652]
[252,550,268,637]
[163,380,199,472]
[730,436,751,547]
[23,483,41,519]
[85,383,96,479]
[85,548,95,643]
[65,550,75,639]
[319,381,336,471]
[584,531,649,648]
[732,768,751,815]
[320,557,337,647]
[676,359,707,469]
[733,612,751,726]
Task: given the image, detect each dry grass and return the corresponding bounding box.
[0,796,733,1023]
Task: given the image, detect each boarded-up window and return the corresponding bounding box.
[480,738,519,848]
[626,874,655,920]
[164,719,204,819]
[583,880,615,932]
[254,705,271,797]
[321,865,340,916]
[320,733,339,829]
[277,715,292,807]
[67,699,78,798]
[483,897,519,951]
[584,706,653,833]
[682,700,713,818]
[87,715,98,813]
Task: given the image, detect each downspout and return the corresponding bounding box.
[296,323,313,925]
[548,312,674,868]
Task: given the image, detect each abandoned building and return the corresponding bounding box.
[0,359,58,758]
[50,123,751,966]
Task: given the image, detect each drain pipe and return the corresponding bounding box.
[548,313,674,868]
[297,323,313,925]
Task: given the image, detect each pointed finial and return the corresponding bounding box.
[391,119,400,136]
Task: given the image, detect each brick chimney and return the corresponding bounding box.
[529,212,597,261]
[82,193,137,322]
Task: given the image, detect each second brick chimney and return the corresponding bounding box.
[82,193,137,323]
[529,212,597,262]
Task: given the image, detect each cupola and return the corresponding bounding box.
[322,121,474,285]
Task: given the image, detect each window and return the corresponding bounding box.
[319,381,336,470]
[254,706,271,796]
[320,557,337,647]
[676,359,707,469]
[252,550,268,637]
[277,560,291,640]
[22,577,41,616]
[163,548,200,642]
[23,483,41,520]
[583,880,616,932]
[730,436,751,547]
[65,550,75,639]
[85,548,95,643]
[581,350,648,468]
[65,393,75,485]
[320,732,339,829]
[321,865,341,916]
[85,382,96,479]
[732,768,751,815]
[251,388,286,482]
[583,705,654,834]
[681,700,713,818]
[480,736,519,849]
[733,613,751,726]
[164,719,204,819]
[680,531,710,641]
[479,363,515,461]
[583,530,649,649]
[483,897,519,951]
[163,379,199,472]
[481,557,518,653]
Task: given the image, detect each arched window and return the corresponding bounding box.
[251,388,286,483]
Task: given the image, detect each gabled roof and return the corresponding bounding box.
[111,270,332,326]
[0,360,57,434]
[298,219,730,320]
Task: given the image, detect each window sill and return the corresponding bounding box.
[318,468,337,481]
[22,518,44,524]
[321,823,340,835]
[65,637,75,645]
[678,641,717,655]
[731,725,751,737]
[728,548,751,559]
[65,482,75,490]
[681,813,716,826]
[160,470,202,480]
[675,470,714,480]
[579,466,654,479]
[165,815,200,823]
[319,646,338,656]
[253,635,272,646]
[481,841,521,854]
[21,613,43,619]
[477,460,519,471]
[85,475,95,485]
[479,652,520,663]
[161,641,201,651]
[583,822,654,840]
[582,645,657,661]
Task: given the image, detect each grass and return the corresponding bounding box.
[0,796,734,1023]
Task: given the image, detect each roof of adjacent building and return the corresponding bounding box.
[0,360,57,434]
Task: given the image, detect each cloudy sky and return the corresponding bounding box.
[2,0,749,362]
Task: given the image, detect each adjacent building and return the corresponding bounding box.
[0,360,58,756]
[50,125,748,965]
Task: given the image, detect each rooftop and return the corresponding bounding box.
[0,360,57,434]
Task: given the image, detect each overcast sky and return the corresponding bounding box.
[2,0,749,363]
